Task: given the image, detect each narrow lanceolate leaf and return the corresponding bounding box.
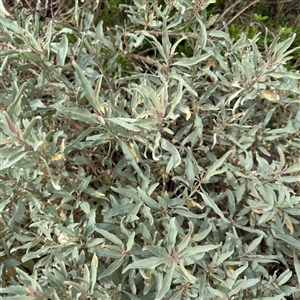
[57,34,68,66]
[200,190,230,223]
[95,228,123,248]
[181,243,222,257]
[119,139,147,182]
[99,257,124,279]
[161,138,181,173]
[177,221,193,253]
[276,269,292,286]
[247,235,264,253]
[3,111,19,136]
[90,253,98,294]
[203,150,233,182]
[137,187,161,211]
[54,105,99,124]
[156,264,175,300]
[122,257,162,273]
[293,252,300,286]
[8,199,26,228]
[274,233,300,249]
[72,61,101,112]
[1,147,27,170]
[126,231,135,252]
[173,52,212,67]
[8,82,26,118]
[0,15,22,32]
[0,0,11,16]
[22,116,41,140]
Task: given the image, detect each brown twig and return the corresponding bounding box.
[226,0,260,27]
[135,30,198,40]
[215,0,242,29]
[126,53,161,66]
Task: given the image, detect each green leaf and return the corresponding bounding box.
[82,264,90,292]
[161,138,181,173]
[276,269,292,286]
[136,85,161,109]
[3,111,19,136]
[8,82,26,119]
[8,199,25,228]
[177,221,193,253]
[126,231,135,252]
[200,190,230,223]
[1,147,27,170]
[0,17,23,32]
[173,52,212,67]
[274,233,300,249]
[215,249,234,266]
[122,257,162,273]
[64,281,85,293]
[203,150,233,182]
[72,61,101,112]
[95,228,123,248]
[54,105,99,124]
[275,33,296,63]
[99,257,124,279]
[22,116,41,140]
[109,118,140,132]
[22,52,43,62]
[118,140,147,182]
[193,223,213,242]
[78,175,92,193]
[247,235,264,253]
[294,252,300,286]
[57,34,68,66]
[209,30,232,43]
[228,276,247,297]
[162,20,171,59]
[142,30,167,61]
[137,187,161,211]
[156,264,175,300]
[143,245,171,259]
[181,242,222,257]
[269,72,300,80]
[226,262,248,288]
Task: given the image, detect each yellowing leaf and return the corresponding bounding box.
[212,277,221,285]
[227,265,235,274]
[144,269,152,285]
[128,143,139,162]
[206,14,219,28]
[0,222,5,230]
[58,233,69,244]
[203,60,215,70]
[186,199,197,208]
[285,217,294,235]
[6,266,17,280]
[184,107,191,121]
[251,208,267,214]
[258,90,279,101]
[148,10,154,23]
[51,153,64,161]
[91,243,105,250]
[161,190,169,200]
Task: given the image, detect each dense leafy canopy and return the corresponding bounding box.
[0,0,299,299]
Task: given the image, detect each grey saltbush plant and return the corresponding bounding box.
[0,0,299,299]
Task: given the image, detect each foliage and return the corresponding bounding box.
[210,0,300,69]
[0,0,300,299]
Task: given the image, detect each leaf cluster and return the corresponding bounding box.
[0,0,299,299]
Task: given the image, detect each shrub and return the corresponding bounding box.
[0,0,299,299]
